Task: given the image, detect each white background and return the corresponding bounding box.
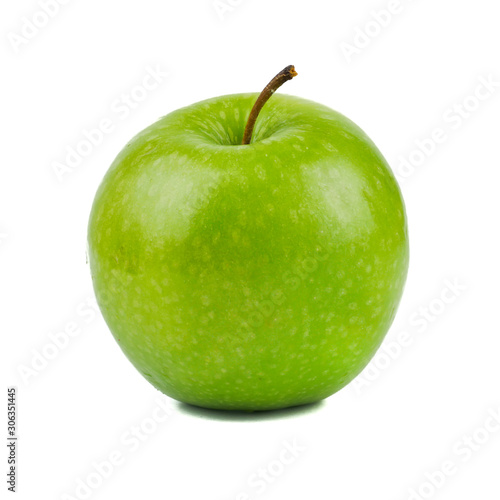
[2,0,500,499]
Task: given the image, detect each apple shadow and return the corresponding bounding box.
[176,400,325,422]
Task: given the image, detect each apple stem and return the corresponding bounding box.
[242,65,298,145]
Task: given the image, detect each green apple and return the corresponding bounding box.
[88,66,408,411]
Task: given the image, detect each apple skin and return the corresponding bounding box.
[88,93,409,411]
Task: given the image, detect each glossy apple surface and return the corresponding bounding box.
[87,93,409,411]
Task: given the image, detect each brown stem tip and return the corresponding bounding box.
[242,65,298,145]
